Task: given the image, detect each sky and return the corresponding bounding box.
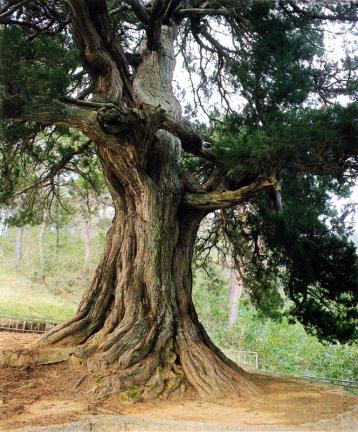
[172,13,358,236]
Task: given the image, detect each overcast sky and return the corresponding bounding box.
[172,17,358,236]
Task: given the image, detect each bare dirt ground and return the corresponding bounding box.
[0,332,40,351]
[0,331,357,431]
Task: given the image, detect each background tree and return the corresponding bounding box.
[0,0,357,399]
[66,162,110,270]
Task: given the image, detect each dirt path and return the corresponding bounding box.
[0,331,357,431]
[0,331,40,351]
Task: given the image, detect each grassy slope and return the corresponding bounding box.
[0,225,357,382]
[193,266,358,382]
[0,266,77,321]
[0,222,108,321]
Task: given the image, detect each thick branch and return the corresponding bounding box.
[162,0,182,23]
[67,0,132,105]
[122,0,149,24]
[16,94,219,166]
[183,177,277,210]
[0,96,97,132]
[176,8,230,18]
[147,0,181,50]
[147,0,168,50]
[159,114,220,164]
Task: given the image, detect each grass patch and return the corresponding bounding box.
[0,266,77,321]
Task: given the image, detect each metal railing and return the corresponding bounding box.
[1,313,357,391]
[259,369,358,389]
[0,313,58,333]
[222,348,358,390]
[223,348,259,369]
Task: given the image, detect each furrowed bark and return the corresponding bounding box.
[3,1,356,400]
[145,0,184,50]
[37,165,258,398]
[33,24,261,400]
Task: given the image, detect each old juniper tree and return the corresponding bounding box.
[0,1,357,398]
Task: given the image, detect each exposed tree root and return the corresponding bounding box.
[31,38,261,398]
[34,313,260,401]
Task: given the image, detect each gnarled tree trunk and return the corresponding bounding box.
[37,173,256,398]
[35,26,259,400]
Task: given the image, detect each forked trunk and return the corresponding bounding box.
[36,26,258,400]
[37,169,256,398]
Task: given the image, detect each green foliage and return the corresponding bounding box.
[0,265,77,322]
[187,4,358,345]
[0,127,104,229]
[0,0,357,349]
[0,220,356,383]
[192,78,358,344]
[210,103,358,178]
[0,26,78,104]
[193,264,358,381]
[212,175,358,342]
[193,265,230,324]
[230,0,321,120]
[0,26,87,211]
